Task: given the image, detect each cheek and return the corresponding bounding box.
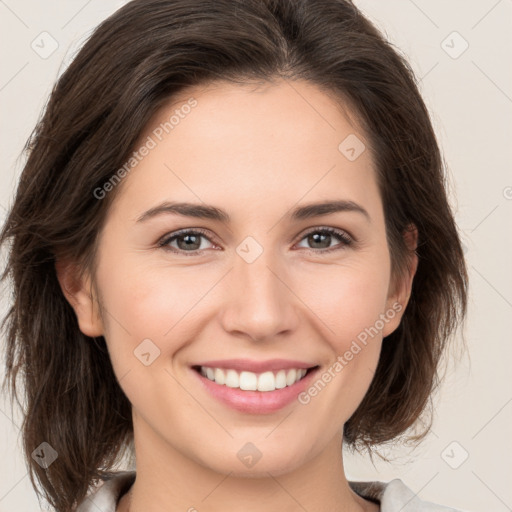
[290,256,390,416]
[103,259,210,331]
[293,257,391,352]
[95,262,207,420]
[94,258,208,373]
[293,264,389,427]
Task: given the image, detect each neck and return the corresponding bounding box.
[117,414,377,512]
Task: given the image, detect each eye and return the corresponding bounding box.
[295,227,353,254]
[158,228,217,256]
[158,226,354,257]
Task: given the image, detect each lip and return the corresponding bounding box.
[191,358,317,373]
[190,363,320,414]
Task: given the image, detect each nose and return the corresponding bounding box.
[219,247,299,342]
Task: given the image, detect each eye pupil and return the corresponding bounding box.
[309,232,331,249]
[178,234,201,250]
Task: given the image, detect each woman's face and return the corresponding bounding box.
[63,79,415,477]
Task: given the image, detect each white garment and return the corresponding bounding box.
[75,470,465,511]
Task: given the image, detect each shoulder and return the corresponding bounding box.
[75,470,136,512]
[349,478,468,511]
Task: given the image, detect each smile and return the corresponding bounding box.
[190,359,320,414]
[195,366,311,392]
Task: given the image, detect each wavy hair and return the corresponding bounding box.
[0,0,468,510]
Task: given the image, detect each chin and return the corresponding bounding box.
[199,448,307,479]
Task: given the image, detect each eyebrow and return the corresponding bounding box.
[136,199,371,224]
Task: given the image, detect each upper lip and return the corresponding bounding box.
[192,358,318,373]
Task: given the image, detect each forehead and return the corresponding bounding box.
[110,79,381,225]
[153,78,365,151]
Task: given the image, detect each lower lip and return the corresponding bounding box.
[191,367,319,414]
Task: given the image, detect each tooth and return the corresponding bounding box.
[275,370,287,389]
[225,369,239,388]
[257,371,276,392]
[285,369,297,386]
[201,366,310,389]
[239,371,258,390]
[214,368,226,385]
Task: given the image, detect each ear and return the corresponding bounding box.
[54,257,104,337]
[382,224,419,338]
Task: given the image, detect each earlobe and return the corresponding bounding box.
[54,258,104,337]
[382,224,419,338]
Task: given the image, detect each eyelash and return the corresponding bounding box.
[157,227,354,257]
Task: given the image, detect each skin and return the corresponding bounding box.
[57,78,418,512]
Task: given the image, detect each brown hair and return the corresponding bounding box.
[0,0,468,510]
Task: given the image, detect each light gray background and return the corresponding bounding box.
[1,1,511,511]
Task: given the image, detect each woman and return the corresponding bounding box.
[0,1,469,511]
